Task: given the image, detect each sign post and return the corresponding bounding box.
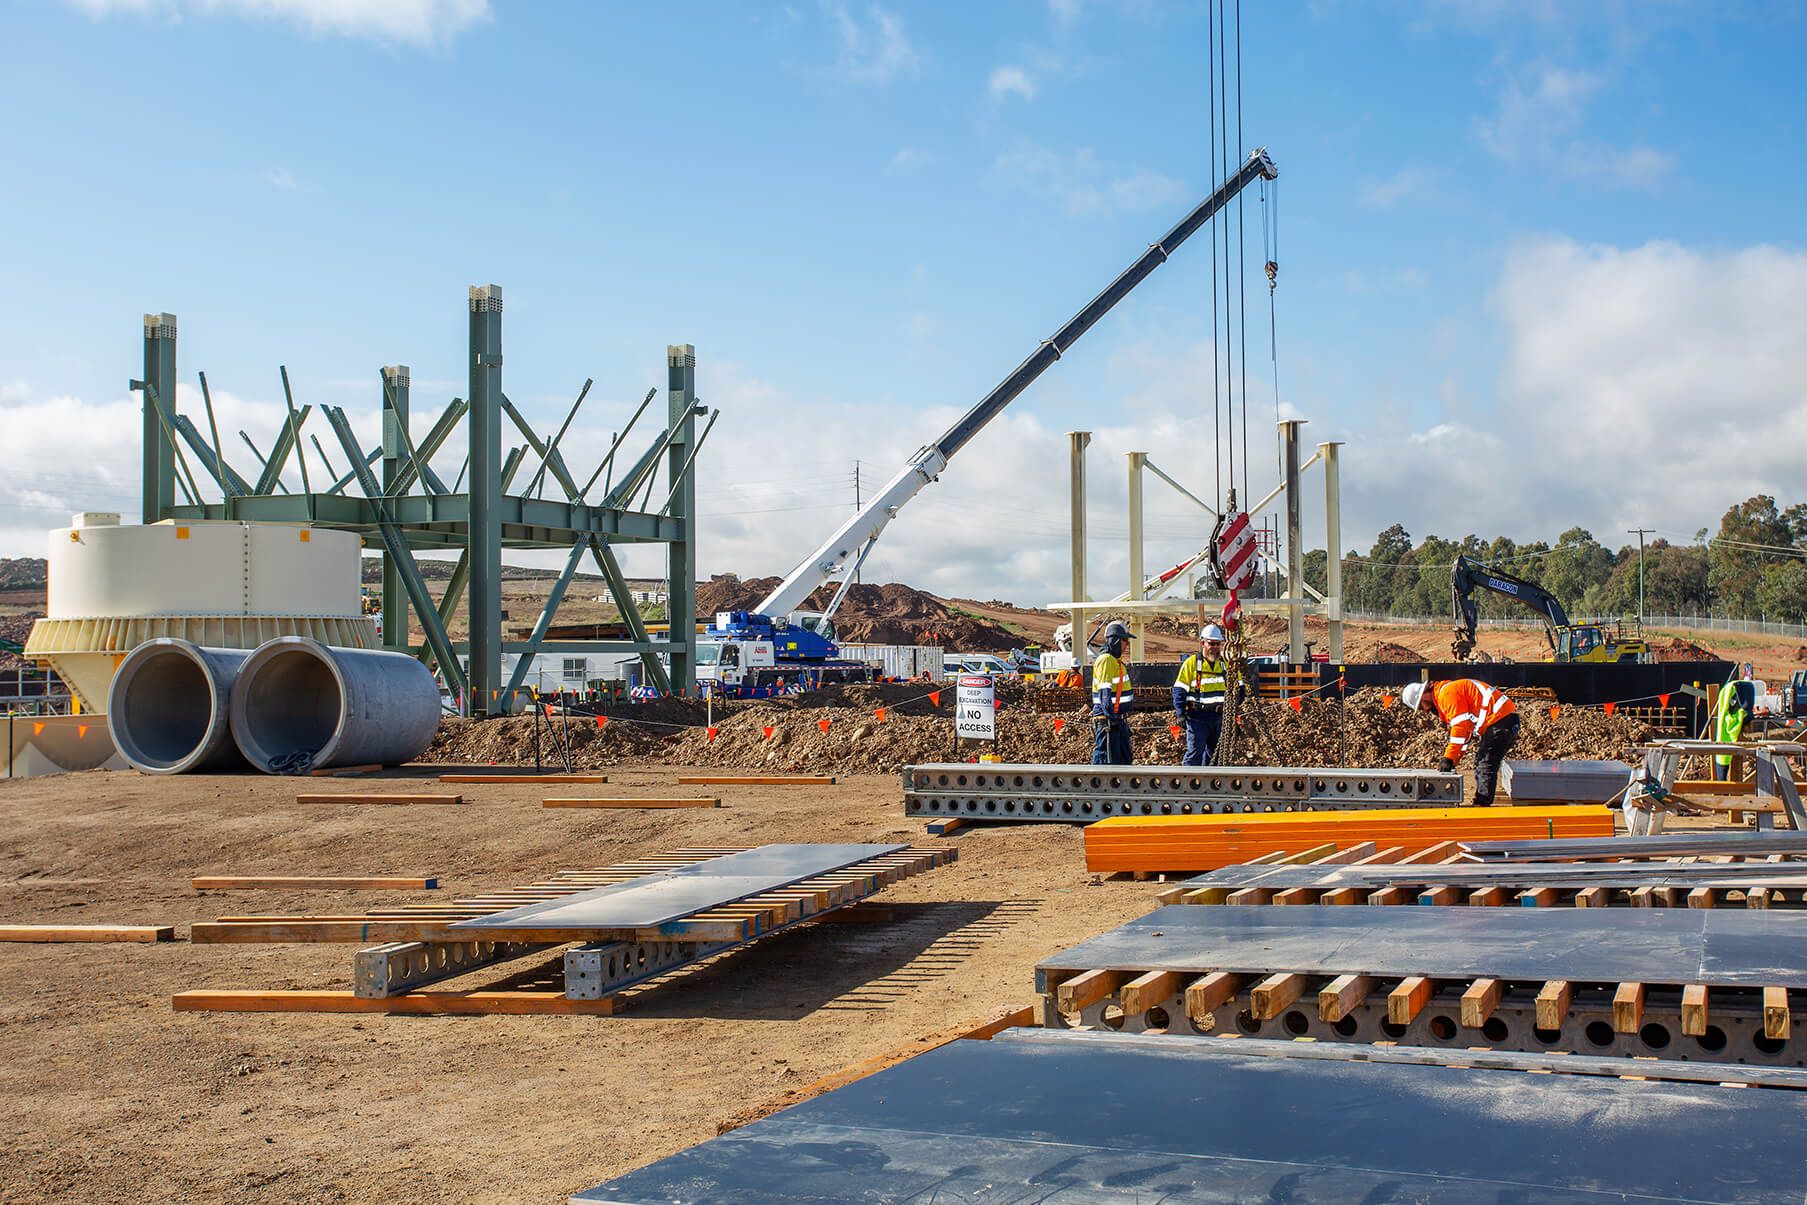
[956,673,996,759]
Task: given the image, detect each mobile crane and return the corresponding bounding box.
[695,148,1281,696]
[1449,554,1648,664]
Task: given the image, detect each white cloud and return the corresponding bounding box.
[988,65,1035,100]
[886,146,934,174]
[1358,165,1436,209]
[1476,61,1675,188]
[264,165,297,189]
[992,144,1187,217]
[1048,0,1083,22]
[64,0,490,47]
[826,2,919,84]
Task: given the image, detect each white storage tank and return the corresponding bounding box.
[25,515,377,711]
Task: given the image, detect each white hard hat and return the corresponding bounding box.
[1402,681,1426,711]
[1201,624,1225,642]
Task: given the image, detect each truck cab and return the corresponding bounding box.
[694,634,776,694]
[1786,670,1807,720]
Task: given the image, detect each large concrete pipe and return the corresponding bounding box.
[106,638,250,774]
[230,637,442,773]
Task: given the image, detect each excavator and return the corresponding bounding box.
[1449,555,1648,664]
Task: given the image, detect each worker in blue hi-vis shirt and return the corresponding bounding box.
[1091,620,1136,765]
[1172,624,1228,766]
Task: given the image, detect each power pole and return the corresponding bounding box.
[1628,528,1654,629]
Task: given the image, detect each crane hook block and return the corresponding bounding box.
[1264,260,1278,285]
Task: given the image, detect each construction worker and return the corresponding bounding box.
[1171,624,1228,766]
[1402,678,1520,807]
[1091,620,1136,765]
[1714,678,1754,780]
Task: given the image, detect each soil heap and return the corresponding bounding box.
[694,575,1023,651]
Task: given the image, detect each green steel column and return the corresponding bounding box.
[141,313,178,522]
[380,365,410,650]
[665,343,698,694]
[467,286,504,715]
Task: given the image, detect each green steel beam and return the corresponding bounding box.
[278,366,315,515]
[466,285,504,716]
[174,414,252,498]
[525,378,591,498]
[664,343,698,694]
[383,371,447,496]
[321,404,467,700]
[579,388,656,499]
[389,396,467,496]
[196,371,248,497]
[500,393,584,501]
[140,313,177,522]
[416,550,470,671]
[254,405,310,496]
[380,365,410,648]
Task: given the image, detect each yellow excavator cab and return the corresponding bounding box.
[1553,624,1647,664]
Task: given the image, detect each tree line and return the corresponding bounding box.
[1296,495,1807,624]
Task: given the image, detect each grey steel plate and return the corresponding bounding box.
[450,844,903,932]
[1038,903,1807,987]
[572,1030,1807,1203]
[1463,832,1807,860]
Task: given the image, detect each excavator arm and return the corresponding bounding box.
[1449,555,1570,660]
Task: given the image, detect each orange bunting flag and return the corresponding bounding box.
[32,722,44,736]
[1380,694,1396,709]
[706,726,718,742]
[817,718,831,734]
[875,707,887,722]
[1052,717,1065,732]
[543,704,555,718]
[595,715,608,728]
[1288,697,1303,712]
[77,724,88,738]
[1549,705,1561,721]
[1603,701,1617,716]
[1169,723,1183,740]
[928,690,941,706]
[1658,693,1671,708]
[762,725,776,741]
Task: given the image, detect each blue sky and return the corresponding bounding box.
[4,0,1805,602]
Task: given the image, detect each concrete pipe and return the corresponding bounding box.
[230,637,442,773]
[106,638,250,774]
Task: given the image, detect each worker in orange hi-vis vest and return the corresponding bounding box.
[1401,679,1520,807]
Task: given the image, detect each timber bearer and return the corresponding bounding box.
[1402,678,1520,807]
[1172,624,1228,766]
[1091,621,1136,765]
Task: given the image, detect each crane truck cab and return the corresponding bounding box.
[696,610,877,697]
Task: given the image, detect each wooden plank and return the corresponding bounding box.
[542,798,720,809]
[1687,887,1716,909]
[1460,978,1502,1028]
[1321,888,1366,906]
[1467,886,1510,907]
[1055,968,1122,1013]
[1518,887,1561,908]
[1535,980,1573,1030]
[1399,841,1461,865]
[1387,976,1433,1025]
[1613,982,1645,1033]
[1575,887,1610,908]
[295,793,463,806]
[1278,843,1339,866]
[1119,970,1188,1015]
[1764,986,1791,1040]
[1225,888,1275,906]
[676,775,836,786]
[926,818,967,837]
[438,774,607,783]
[0,924,174,943]
[1682,983,1709,1036]
[1419,886,1462,906]
[192,876,438,891]
[1184,971,1243,1022]
[1367,886,1410,906]
[1271,888,1320,906]
[308,763,383,777]
[1318,973,1372,1022]
[1250,972,1308,1020]
[172,989,617,1015]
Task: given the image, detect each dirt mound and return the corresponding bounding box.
[1349,639,1423,663]
[1653,635,1719,661]
[421,680,1654,776]
[694,575,1022,652]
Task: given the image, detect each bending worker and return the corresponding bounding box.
[1091,620,1136,765]
[1714,677,1754,781]
[1172,624,1228,766]
[1401,678,1520,807]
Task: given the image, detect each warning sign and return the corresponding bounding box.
[955,674,996,741]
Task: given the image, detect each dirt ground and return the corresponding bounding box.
[0,765,1162,1203]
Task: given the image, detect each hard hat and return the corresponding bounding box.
[1201,624,1225,642]
[1402,681,1426,711]
[1103,620,1133,643]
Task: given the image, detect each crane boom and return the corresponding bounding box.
[755,147,1279,621]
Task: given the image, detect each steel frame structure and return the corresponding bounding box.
[132,289,708,713]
